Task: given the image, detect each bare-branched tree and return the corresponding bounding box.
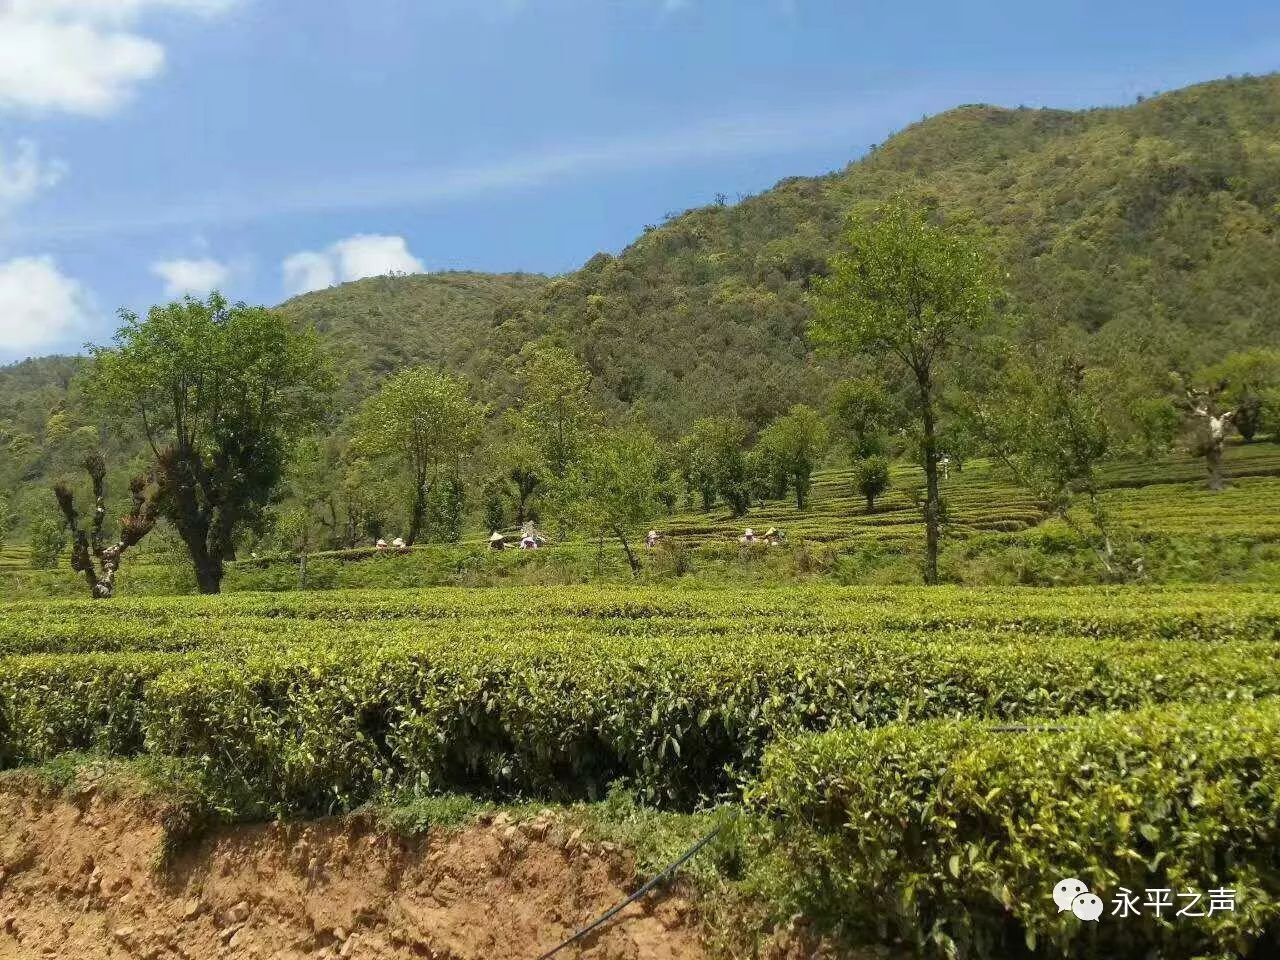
[53,452,160,599]
[1176,376,1236,491]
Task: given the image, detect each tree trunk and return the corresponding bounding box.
[865,493,875,514]
[191,548,224,594]
[614,525,640,576]
[1207,441,1227,492]
[917,367,942,586]
[794,468,809,511]
[407,480,426,545]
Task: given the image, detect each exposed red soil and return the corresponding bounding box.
[0,782,708,960]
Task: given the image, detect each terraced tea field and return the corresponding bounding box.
[4,582,1280,956]
[3,584,1278,809]
[664,442,1280,547]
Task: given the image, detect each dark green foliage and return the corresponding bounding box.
[831,378,895,459]
[755,405,829,511]
[677,417,753,516]
[86,295,335,593]
[751,701,1280,958]
[276,272,548,406]
[854,456,891,512]
[27,513,66,569]
[3,587,1280,814]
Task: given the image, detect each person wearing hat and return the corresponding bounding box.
[764,527,784,546]
[645,529,660,548]
[489,531,506,550]
[739,528,756,545]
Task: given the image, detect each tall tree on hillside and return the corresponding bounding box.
[516,343,599,479]
[757,405,830,510]
[554,426,666,576]
[353,368,484,544]
[87,294,334,593]
[812,199,998,584]
[677,417,752,516]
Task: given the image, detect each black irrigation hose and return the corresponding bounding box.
[535,722,1066,958]
[534,823,725,960]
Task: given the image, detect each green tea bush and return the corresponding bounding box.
[3,587,1280,816]
[749,702,1280,958]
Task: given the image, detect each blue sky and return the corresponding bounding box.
[1,0,1278,364]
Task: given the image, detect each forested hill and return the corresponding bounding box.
[492,72,1280,433]
[4,72,1280,502]
[276,271,547,403]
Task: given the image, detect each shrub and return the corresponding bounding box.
[854,456,891,513]
[749,702,1280,959]
[27,514,66,569]
[2,586,1280,816]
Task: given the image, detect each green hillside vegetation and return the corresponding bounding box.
[5,74,1280,520]
[504,73,1280,432]
[275,270,547,403]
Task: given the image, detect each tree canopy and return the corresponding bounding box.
[812,198,999,583]
[353,367,484,544]
[86,294,334,592]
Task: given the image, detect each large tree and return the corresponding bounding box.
[677,416,752,516]
[87,294,333,593]
[757,404,830,511]
[812,199,998,584]
[1175,374,1237,492]
[556,426,666,576]
[515,342,599,480]
[969,343,1137,578]
[1198,349,1280,443]
[353,367,483,544]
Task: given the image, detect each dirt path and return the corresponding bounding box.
[0,783,707,960]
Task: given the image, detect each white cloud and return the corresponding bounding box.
[0,0,239,115]
[151,256,230,296]
[0,139,66,214]
[331,235,424,283]
[282,251,337,297]
[283,235,425,296]
[0,256,94,354]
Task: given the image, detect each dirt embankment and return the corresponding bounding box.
[0,783,707,960]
